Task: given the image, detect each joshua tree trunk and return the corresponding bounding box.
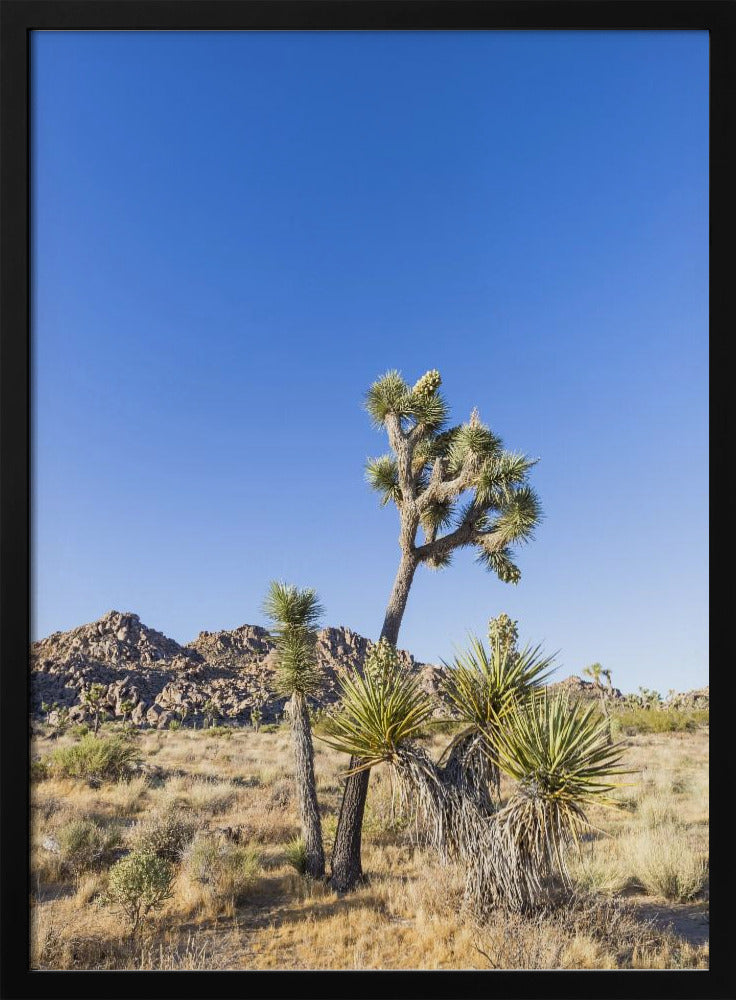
[290,691,325,879]
[330,550,418,891]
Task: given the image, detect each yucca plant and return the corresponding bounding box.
[469,692,631,913]
[320,640,490,864]
[263,581,326,879]
[440,632,555,807]
[318,639,436,773]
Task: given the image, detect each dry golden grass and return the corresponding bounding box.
[29,722,708,970]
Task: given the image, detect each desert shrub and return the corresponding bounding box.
[131,808,197,861]
[31,758,50,782]
[182,833,259,905]
[638,796,683,830]
[567,844,631,896]
[207,725,233,739]
[612,708,708,736]
[57,817,122,876]
[259,723,280,734]
[267,777,293,811]
[168,719,181,731]
[70,724,91,738]
[186,780,236,815]
[48,735,141,782]
[102,850,174,933]
[631,827,708,901]
[284,837,308,874]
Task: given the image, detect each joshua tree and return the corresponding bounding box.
[119,699,135,727]
[202,699,219,729]
[583,661,613,736]
[82,683,107,735]
[583,662,605,689]
[250,686,268,732]
[330,368,542,891]
[264,581,326,879]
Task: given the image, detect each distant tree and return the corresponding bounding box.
[264,581,326,880]
[583,663,613,741]
[82,683,107,735]
[330,369,542,891]
[119,700,135,727]
[202,699,219,729]
[583,662,605,689]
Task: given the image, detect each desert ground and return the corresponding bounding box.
[29,716,708,971]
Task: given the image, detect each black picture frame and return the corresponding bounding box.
[2,3,733,998]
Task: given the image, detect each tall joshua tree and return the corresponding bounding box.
[330,369,542,891]
[264,581,326,879]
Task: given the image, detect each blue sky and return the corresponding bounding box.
[32,30,708,694]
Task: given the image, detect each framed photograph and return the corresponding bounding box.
[1,2,732,997]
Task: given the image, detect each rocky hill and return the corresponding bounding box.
[30,610,707,730]
[30,610,442,729]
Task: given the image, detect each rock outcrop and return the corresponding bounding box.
[547,675,624,703]
[30,610,437,729]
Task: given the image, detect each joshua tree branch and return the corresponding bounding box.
[415,525,507,562]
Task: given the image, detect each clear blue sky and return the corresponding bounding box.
[32,30,708,694]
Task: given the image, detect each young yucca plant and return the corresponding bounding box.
[440,635,555,807]
[470,692,632,913]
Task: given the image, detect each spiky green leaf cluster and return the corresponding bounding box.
[365,369,448,433]
[474,543,521,583]
[446,419,502,475]
[365,455,401,506]
[263,581,324,697]
[493,692,631,807]
[406,388,448,431]
[364,371,413,427]
[475,452,537,506]
[441,637,554,747]
[317,641,435,772]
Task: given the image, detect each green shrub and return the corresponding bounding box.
[183,834,259,904]
[611,708,708,736]
[168,719,181,731]
[209,725,233,739]
[284,837,308,875]
[131,809,197,861]
[259,723,280,734]
[31,758,50,782]
[57,817,122,876]
[70,724,91,738]
[48,735,141,781]
[102,850,174,932]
